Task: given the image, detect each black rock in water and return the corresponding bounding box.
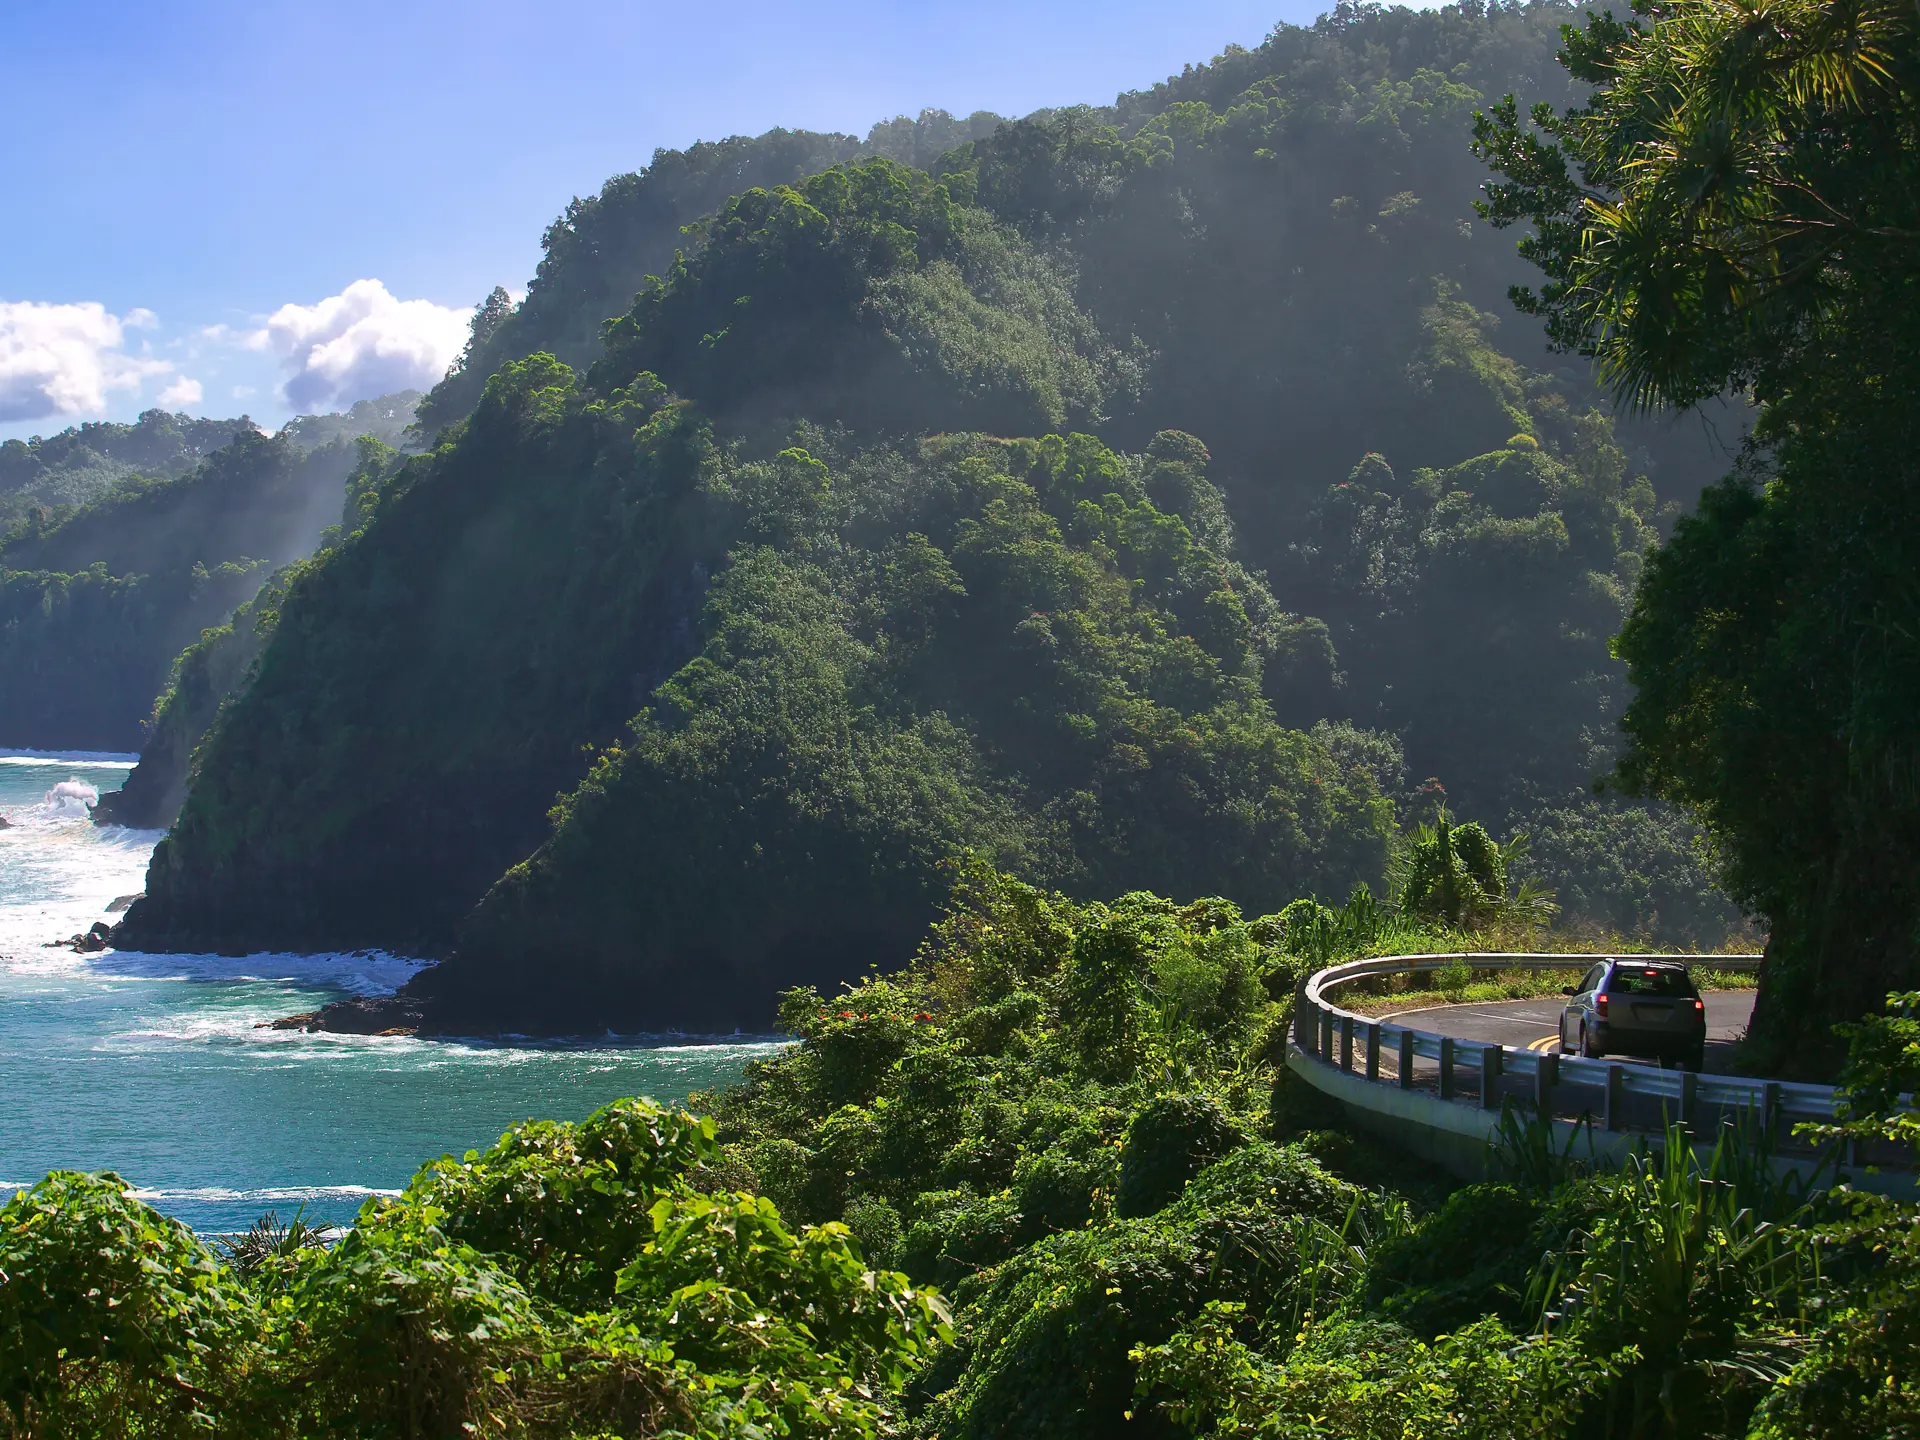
[263,992,427,1037]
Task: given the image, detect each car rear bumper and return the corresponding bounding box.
[1592,1020,1704,1056]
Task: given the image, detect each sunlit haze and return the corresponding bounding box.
[0,0,1367,436]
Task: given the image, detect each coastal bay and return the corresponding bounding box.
[0,753,773,1232]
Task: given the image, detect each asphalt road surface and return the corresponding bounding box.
[1380,990,1757,1073]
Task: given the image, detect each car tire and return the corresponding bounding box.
[1682,1046,1704,1073]
[1578,1024,1600,1060]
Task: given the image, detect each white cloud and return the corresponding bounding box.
[0,300,173,424]
[156,376,204,408]
[255,279,468,413]
[199,322,269,352]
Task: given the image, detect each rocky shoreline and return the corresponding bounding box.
[259,992,427,1037]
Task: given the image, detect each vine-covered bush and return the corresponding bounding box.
[0,1099,948,1440]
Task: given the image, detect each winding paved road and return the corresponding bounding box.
[1378,990,1757,1074]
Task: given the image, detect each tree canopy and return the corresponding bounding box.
[1477,0,1920,1067]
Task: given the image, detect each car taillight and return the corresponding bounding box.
[1596,993,1608,1013]
[1694,998,1704,1012]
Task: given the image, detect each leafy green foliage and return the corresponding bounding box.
[693,866,1403,1436]
[1472,0,1917,412]
[1805,992,1920,1163]
[1279,298,1664,814]
[1509,794,1746,947]
[13,870,1920,1439]
[1533,1125,1826,1438]
[591,157,1127,440]
[0,1172,247,1437]
[1747,1194,1920,1440]
[1397,815,1510,926]
[1138,1306,1617,1440]
[0,1098,949,1440]
[1115,1096,1244,1218]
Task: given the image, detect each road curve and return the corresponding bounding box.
[1376,991,1757,1074]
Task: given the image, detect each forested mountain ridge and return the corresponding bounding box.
[0,393,419,530]
[124,354,1393,1004]
[0,409,248,527]
[0,396,423,755]
[421,423,1391,1032]
[121,0,1745,1021]
[417,115,1007,431]
[0,435,357,753]
[123,369,728,952]
[91,437,412,828]
[429,0,1738,819]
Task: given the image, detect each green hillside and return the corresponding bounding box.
[0,433,360,753]
[122,0,1747,1024]
[0,409,249,526]
[426,423,1390,1031]
[0,397,421,756]
[417,114,1006,431]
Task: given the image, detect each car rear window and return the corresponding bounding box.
[1606,967,1697,997]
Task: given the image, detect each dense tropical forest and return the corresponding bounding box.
[8,870,1919,1438]
[0,394,420,757]
[8,0,1920,1434]
[117,0,1755,1025]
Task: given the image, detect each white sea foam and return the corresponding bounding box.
[0,750,139,767]
[39,779,99,818]
[0,1180,401,1203]
[129,1184,403,1203]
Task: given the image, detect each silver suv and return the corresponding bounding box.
[1559,959,1707,1070]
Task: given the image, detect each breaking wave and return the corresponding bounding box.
[0,750,139,767]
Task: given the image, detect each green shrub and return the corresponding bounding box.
[1116,1095,1244,1218]
[0,1173,246,1438]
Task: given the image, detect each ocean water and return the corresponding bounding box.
[0,753,781,1232]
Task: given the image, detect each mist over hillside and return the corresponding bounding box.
[0,394,422,754]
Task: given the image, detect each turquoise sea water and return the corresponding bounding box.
[0,754,779,1232]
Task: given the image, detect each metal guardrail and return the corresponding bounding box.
[1288,953,1902,1149]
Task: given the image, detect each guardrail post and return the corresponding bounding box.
[1762,1081,1782,1143]
[1678,1070,1698,1129]
[1294,980,1311,1046]
[1480,1044,1503,1111]
[1365,1023,1381,1082]
[1340,1016,1354,1071]
[1320,1009,1335,1064]
[1605,1064,1626,1132]
[1534,1052,1558,1116]
[1438,1037,1456,1100]
[1397,1030,1414,1090]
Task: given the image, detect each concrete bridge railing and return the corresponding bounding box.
[1286,952,1916,1195]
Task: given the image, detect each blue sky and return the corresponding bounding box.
[0,0,1364,439]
